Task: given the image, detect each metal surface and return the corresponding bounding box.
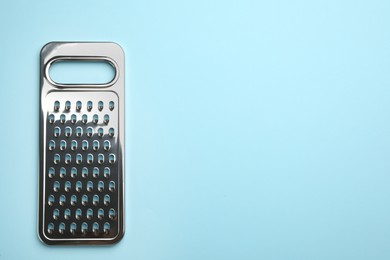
[38,42,125,245]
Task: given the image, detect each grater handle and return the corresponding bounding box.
[41,42,124,89]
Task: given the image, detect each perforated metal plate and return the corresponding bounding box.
[38,42,125,245]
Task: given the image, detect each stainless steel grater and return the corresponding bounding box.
[38,42,125,245]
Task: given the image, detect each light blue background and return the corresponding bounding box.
[1,0,390,259]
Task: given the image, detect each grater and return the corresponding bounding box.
[38,42,125,245]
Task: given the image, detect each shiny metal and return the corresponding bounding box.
[39,42,125,245]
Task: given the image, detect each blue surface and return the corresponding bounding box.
[1,0,390,259]
[49,60,116,84]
